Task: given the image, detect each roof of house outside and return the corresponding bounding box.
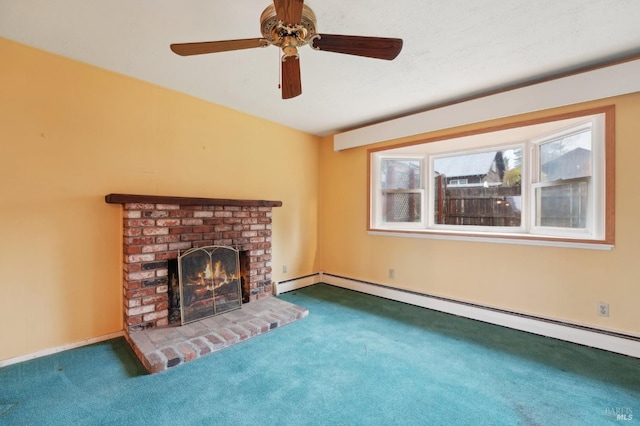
[541,147,591,181]
[434,151,498,178]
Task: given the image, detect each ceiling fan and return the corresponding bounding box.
[170,0,403,99]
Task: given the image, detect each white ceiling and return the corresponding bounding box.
[2,0,640,136]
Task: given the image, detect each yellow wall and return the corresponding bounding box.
[0,38,320,360]
[319,93,640,337]
[2,35,638,362]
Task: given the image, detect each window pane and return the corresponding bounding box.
[381,159,421,190]
[433,150,522,226]
[536,182,588,228]
[540,130,591,182]
[383,192,421,223]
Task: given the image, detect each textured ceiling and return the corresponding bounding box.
[2,0,640,136]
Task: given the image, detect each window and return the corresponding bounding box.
[379,158,423,225]
[369,107,614,247]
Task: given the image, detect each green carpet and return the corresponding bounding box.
[1,284,638,425]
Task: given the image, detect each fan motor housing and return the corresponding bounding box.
[260,4,317,48]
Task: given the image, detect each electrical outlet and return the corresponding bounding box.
[282,265,287,273]
[389,269,395,279]
[597,302,609,317]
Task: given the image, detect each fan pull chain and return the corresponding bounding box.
[277,49,282,90]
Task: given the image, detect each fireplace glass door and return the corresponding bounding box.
[178,245,242,324]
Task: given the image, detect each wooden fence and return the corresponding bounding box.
[435,176,521,226]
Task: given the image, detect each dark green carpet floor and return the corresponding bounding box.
[1,283,638,425]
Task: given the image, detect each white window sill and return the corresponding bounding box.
[367,230,613,250]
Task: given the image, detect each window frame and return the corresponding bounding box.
[368,106,615,248]
[373,155,426,229]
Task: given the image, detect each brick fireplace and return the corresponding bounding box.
[105,194,282,333]
[105,194,309,373]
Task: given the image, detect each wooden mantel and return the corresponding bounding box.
[105,193,282,208]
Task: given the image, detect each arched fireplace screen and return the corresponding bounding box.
[178,245,242,324]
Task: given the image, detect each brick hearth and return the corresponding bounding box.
[128,296,308,373]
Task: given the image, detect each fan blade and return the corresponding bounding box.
[312,34,403,60]
[170,38,268,56]
[281,56,302,99]
[273,0,304,25]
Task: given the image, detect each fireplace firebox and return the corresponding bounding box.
[167,246,246,324]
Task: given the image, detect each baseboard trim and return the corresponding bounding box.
[0,331,125,368]
[274,273,322,294]
[278,272,640,358]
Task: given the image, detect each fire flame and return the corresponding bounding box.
[195,259,238,287]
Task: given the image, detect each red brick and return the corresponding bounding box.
[125,236,156,245]
[143,309,168,322]
[125,298,142,308]
[193,211,214,218]
[192,226,213,233]
[127,270,156,281]
[142,227,169,236]
[142,294,166,305]
[169,226,193,234]
[128,304,155,316]
[126,253,155,263]
[155,251,179,261]
[169,242,191,251]
[182,218,203,226]
[192,338,212,356]
[127,287,156,299]
[143,210,169,218]
[156,204,180,210]
[142,244,168,253]
[125,219,155,227]
[161,347,181,367]
[155,235,181,244]
[124,245,142,255]
[123,280,141,290]
[126,315,142,325]
[202,232,223,240]
[156,219,180,227]
[169,210,193,218]
[223,232,242,239]
[177,343,197,362]
[123,228,142,237]
[124,203,154,210]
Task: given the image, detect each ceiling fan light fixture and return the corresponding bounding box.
[170,1,403,99]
